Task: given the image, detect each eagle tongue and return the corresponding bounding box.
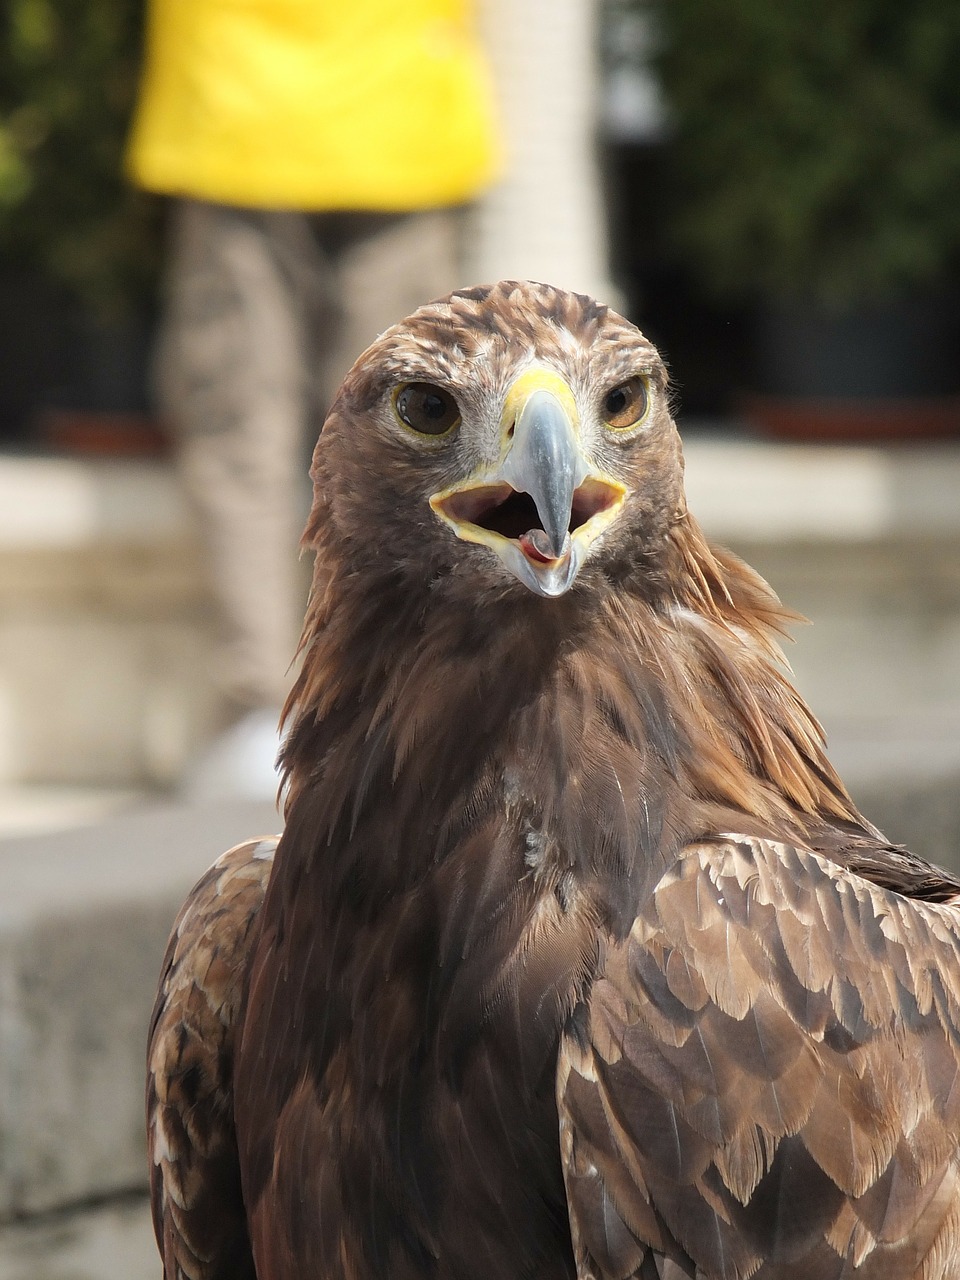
[521,527,570,564]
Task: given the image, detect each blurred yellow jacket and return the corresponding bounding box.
[126,0,499,210]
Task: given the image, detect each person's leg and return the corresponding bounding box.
[154,200,321,790]
[316,208,464,403]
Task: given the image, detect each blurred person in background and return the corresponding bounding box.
[126,0,499,799]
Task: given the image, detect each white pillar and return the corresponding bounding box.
[469,0,615,304]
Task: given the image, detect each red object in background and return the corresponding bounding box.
[741,395,960,443]
[37,408,171,457]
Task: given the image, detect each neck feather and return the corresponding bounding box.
[279,513,871,878]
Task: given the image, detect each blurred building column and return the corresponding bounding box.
[468,0,614,302]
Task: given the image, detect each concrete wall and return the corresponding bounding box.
[0,461,215,789]
[0,801,278,1220]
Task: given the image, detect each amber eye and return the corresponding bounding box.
[394,383,461,436]
[602,376,649,430]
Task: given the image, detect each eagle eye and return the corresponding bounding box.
[394,383,461,437]
[602,376,649,431]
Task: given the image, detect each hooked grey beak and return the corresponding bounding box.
[500,389,589,561]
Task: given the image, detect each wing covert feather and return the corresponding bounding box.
[147,836,277,1280]
[559,835,960,1280]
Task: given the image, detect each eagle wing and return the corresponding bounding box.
[147,836,277,1280]
[558,835,960,1280]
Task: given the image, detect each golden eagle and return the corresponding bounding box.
[148,281,960,1280]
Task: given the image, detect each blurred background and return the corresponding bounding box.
[0,0,959,1275]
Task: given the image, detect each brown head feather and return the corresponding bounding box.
[281,279,871,864]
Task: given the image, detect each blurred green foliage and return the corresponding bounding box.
[0,0,160,317]
[649,0,960,304]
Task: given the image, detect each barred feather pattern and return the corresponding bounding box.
[559,835,960,1280]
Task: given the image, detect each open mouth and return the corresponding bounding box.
[436,478,622,554]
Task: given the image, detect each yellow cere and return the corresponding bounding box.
[499,366,580,446]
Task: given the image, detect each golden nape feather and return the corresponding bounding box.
[147,280,960,1280]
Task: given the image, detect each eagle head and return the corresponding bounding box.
[311,280,684,601]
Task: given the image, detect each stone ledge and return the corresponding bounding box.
[855,771,960,875]
[0,458,188,551]
[680,434,960,543]
[0,475,213,786]
[0,799,279,1220]
[0,1194,156,1280]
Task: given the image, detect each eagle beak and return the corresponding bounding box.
[430,370,626,597]
[501,389,584,562]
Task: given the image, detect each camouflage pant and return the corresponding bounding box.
[154,200,462,715]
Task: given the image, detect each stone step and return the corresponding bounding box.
[0,458,215,788]
[0,1196,156,1280]
[0,798,280,1221]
